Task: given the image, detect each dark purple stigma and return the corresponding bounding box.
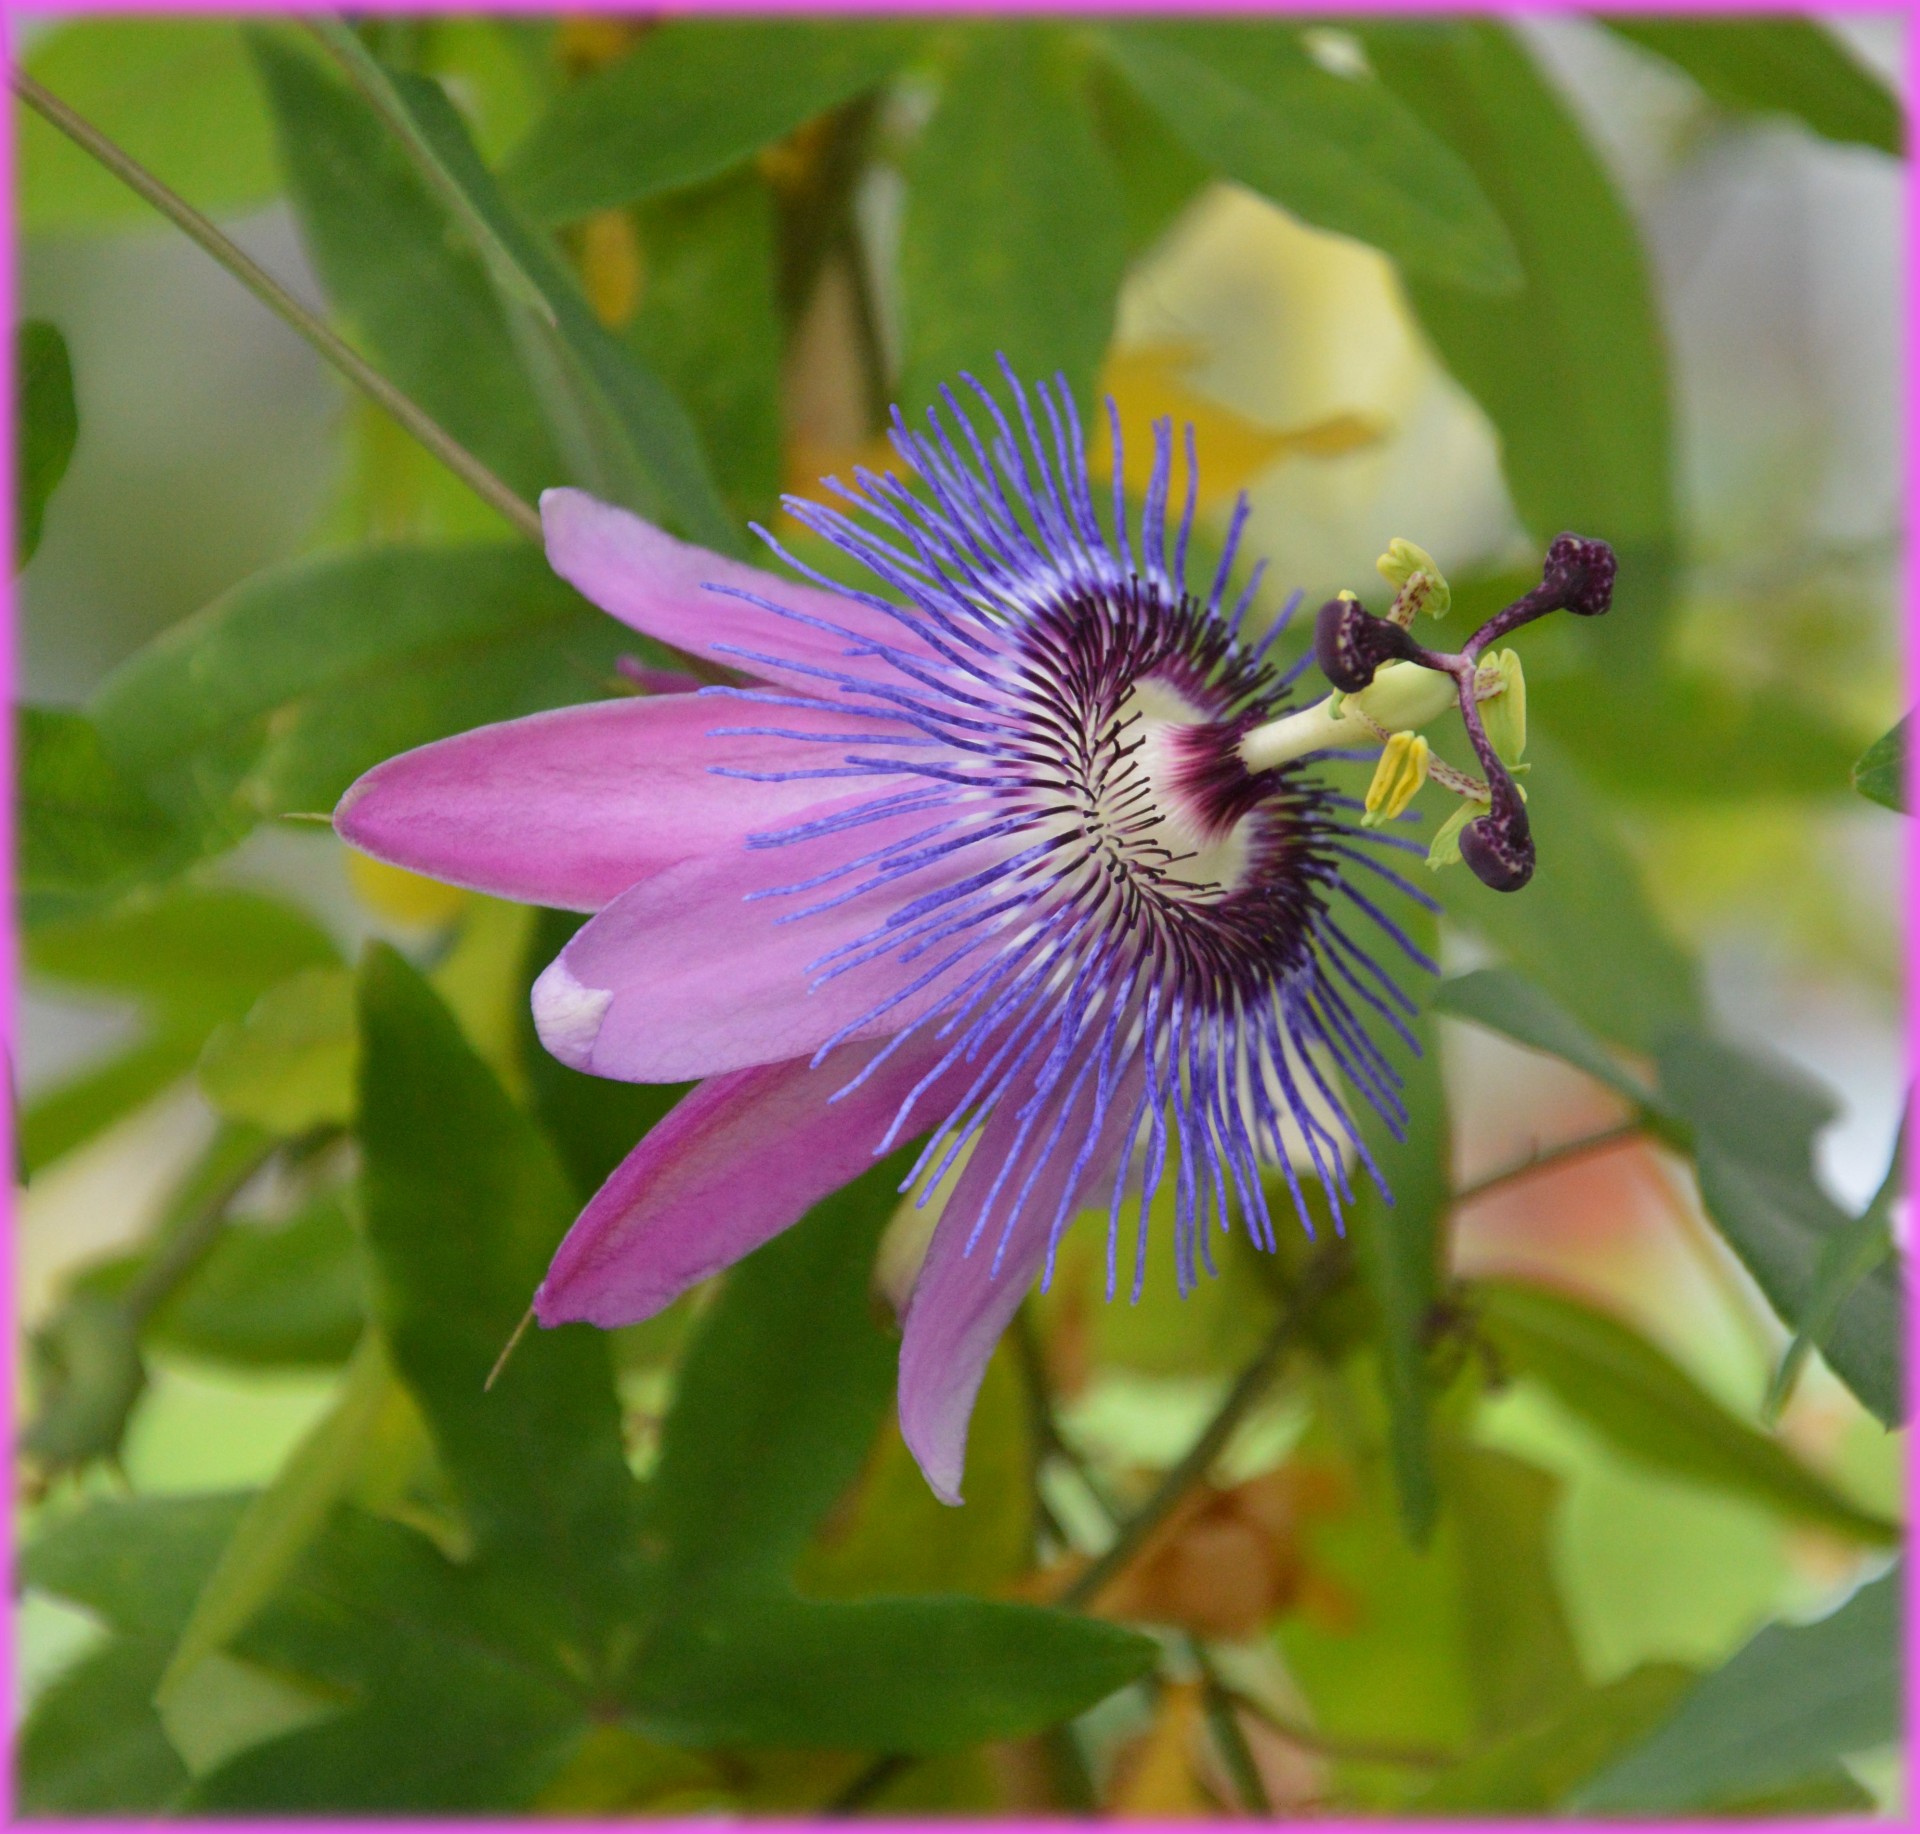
[1458,797,1535,892]
[1314,596,1425,693]
[1542,533,1617,618]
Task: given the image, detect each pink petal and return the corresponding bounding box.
[898,1055,1145,1505]
[536,1032,960,1330]
[542,488,934,693]
[334,693,909,913]
[531,792,997,1081]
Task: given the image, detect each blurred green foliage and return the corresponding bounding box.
[15,12,1902,1818]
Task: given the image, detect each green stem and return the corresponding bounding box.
[1189,1637,1273,1815]
[12,68,543,545]
[1448,1118,1645,1209]
[1059,1246,1346,1612]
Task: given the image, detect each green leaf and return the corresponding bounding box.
[1433,966,1654,1107]
[900,26,1129,418]
[1852,713,1906,811]
[1531,669,1870,803]
[1084,53,1214,262]
[91,544,628,848]
[1408,1664,1698,1812]
[504,20,919,222]
[192,1507,588,1812]
[1362,23,1677,649]
[200,966,358,1135]
[20,21,279,230]
[1577,1568,1900,1810]
[18,1639,191,1812]
[629,173,785,527]
[17,707,203,929]
[1765,1112,1903,1420]
[21,1491,256,1813]
[1434,733,1703,1056]
[1349,951,1448,1546]
[27,883,340,1023]
[385,62,738,548]
[354,943,637,1577]
[1602,18,1901,156]
[248,31,561,508]
[1658,1031,1902,1426]
[1476,1282,1898,1544]
[21,1033,205,1177]
[151,1192,365,1369]
[1448,1445,1585,1739]
[155,1339,402,1732]
[18,320,78,566]
[641,1155,904,1595]
[631,1593,1156,1755]
[1097,23,1521,293]
[25,1490,255,1638]
[24,887,338,1173]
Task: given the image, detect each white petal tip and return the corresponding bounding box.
[532,956,613,1072]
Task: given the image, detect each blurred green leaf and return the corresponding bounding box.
[504,20,919,223]
[1659,1031,1903,1427]
[152,1192,365,1369]
[24,886,339,1175]
[1409,1664,1697,1811]
[1434,966,1653,1106]
[19,1639,193,1812]
[1084,53,1213,261]
[21,1034,205,1176]
[18,319,78,566]
[388,61,743,547]
[641,1154,908,1596]
[1577,1567,1900,1810]
[1602,18,1901,155]
[1531,669,1870,803]
[355,943,638,1578]
[192,1506,589,1811]
[20,21,279,230]
[1476,1282,1898,1544]
[630,173,784,526]
[795,1346,1033,1601]
[1363,23,1676,650]
[1348,934,1447,1546]
[17,707,204,931]
[91,544,628,847]
[248,31,560,508]
[155,1339,402,1744]
[1766,1112,1903,1421]
[19,1491,255,1812]
[1098,23,1521,293]
[200,966,358,1135]
[1852,713,1906,811]
[900,26,1128,418]
[27,883,339,1021]
[1435,734,1703,1056]
[630,1593,1154,1755]
[23,1291,149,1477]
[1449,1445,1585,1738]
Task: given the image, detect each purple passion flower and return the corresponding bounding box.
[336,368,1608,1502]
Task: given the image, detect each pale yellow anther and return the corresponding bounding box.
[1376,537,1451,624]
[1362,731,1430,827]
[1476,647,1527,764]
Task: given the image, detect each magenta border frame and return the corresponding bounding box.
[1,2,1909,1830]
